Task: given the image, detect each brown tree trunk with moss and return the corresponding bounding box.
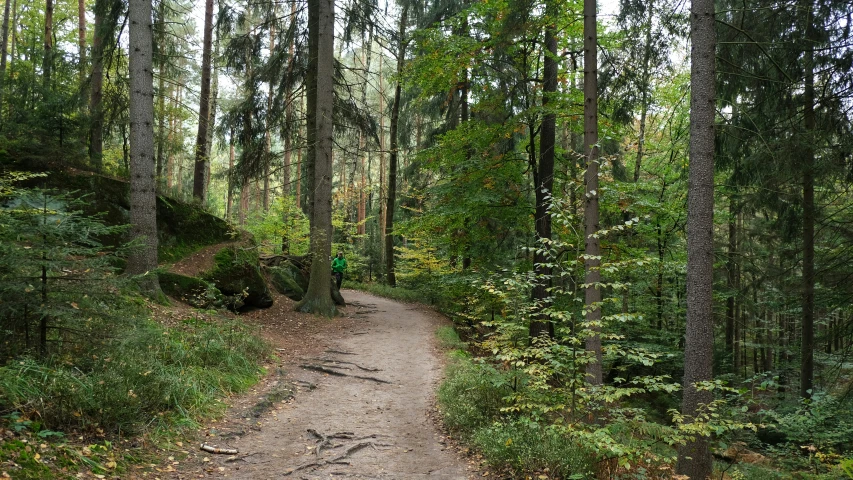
[296,0,336,315]
[192,0,214,202]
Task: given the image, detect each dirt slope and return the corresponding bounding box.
[171,290,472,479]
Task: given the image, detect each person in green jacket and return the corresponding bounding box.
[331,252,347,290]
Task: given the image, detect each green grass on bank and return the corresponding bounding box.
[0,309,270,478]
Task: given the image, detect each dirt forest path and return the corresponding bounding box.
[173,290,472,479]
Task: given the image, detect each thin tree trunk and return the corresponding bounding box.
[227,129,234,221]
[583,0,603,384]
[89,0,106,170]
[0,0,11,111]
[155,0,166,187]
[42,0,53,92]
[800,5,816,398]
[77,0,87,106]
[206,22,219,192]
[726,195,738,366]
[296,0,336,315]
[530,1,557,340]
[127,0,162,296]
[385,5,407,288]
[676,0,715,473]
[378,52,386,269]
[632,0,654,182]
[192,0,214,202]
[282,0,296,197]
[263,15,275,212]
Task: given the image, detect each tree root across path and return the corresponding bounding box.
[299,364,390,384]
[282,429,392,476]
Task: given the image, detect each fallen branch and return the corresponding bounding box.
[200,443,239,455]
[308,357,382,372]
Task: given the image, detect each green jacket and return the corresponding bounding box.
[331,257,348,273]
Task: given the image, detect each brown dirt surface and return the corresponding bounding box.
[158,290,475,480]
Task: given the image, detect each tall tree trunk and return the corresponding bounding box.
[127,0,162,296]
[801,39,815,399]
[206,21,219,192]
[192,0,214,202]
[726,195,738,366]
[77,0,87,106]
[304,0,318,225]
[385,5,407,287]
[633,0,654,182]
[42,0,53,92]
[378,52,386,269]
[675,0,715,473]
[296,0,336,315]
[155,0,167,187]
[89,0,106,170]
[263,15,275,212]
[227,128,234,221]
[0,0,11,111]
[530,1,557,340]
[583,0,603,385]
[282,0,296,197]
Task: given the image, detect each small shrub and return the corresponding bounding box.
[436,326,466,350]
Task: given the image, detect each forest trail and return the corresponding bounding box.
[171,290,471,479]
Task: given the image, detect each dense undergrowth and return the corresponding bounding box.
[0,174,270,478]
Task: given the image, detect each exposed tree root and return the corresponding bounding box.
[282,429,391,476]
[306,357,382,372]
[299,364,390,384]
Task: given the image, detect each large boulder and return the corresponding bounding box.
[158,272,234,310]
[267,266,305,301]
[203,246,273,309]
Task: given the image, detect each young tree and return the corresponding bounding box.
[1,0,12,109]
[296,0,335,315]
[676,0,715,474]
[127,0,162,296]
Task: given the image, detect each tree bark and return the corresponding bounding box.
[89,0,106,170]
[378,52,386,270]
[42,0,53,92]
[0,0,11,111]
[77,0,87,106]
[726,195,738,366]
[583,0,602,384]
[632,0,654,182]
[800,40,815,399]
[227,128,234,221]
[296,0,336,316]
[263,15,275,212]
[127,0,162,296]
[155,0,166,187]
[192,0,214,202]
[530,2,557,340]
[675,0,715,474]
[385,5,407,288]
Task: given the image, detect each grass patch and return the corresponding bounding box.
[436,325,467,350]
[0,307,270,478]
[346,281,425,304]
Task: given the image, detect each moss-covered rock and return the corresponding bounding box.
[203,246,273,309]
[158,272,231,309]
[267,266,305,301]
[44,171,235,263]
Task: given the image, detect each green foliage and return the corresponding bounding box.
[244,196,309,256]
[0,315,268,435]
[0,184,130,359]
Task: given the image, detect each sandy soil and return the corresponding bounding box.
[167,290,473,480]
